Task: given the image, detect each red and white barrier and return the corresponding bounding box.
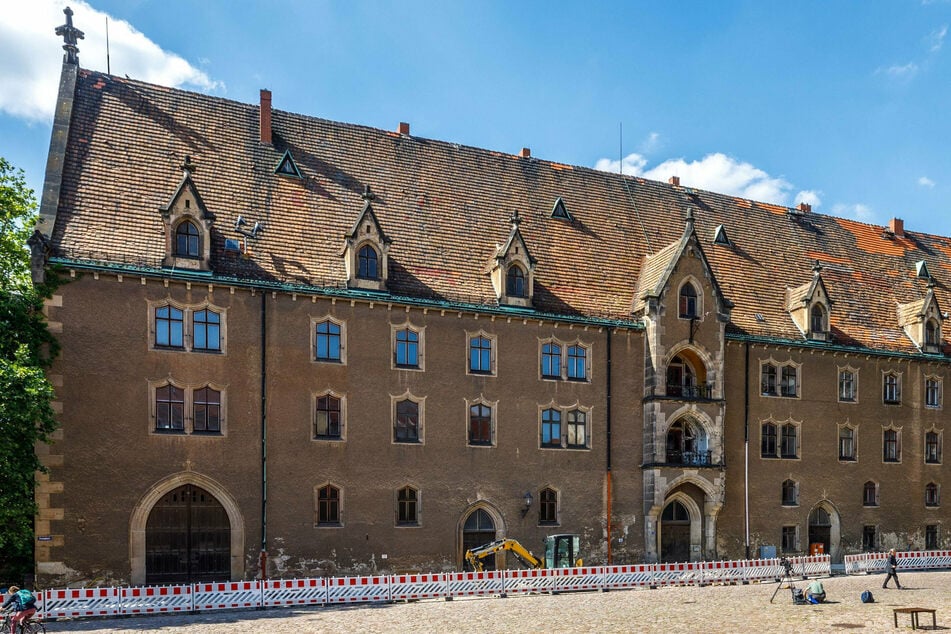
[41,587,118,619]
[263,577,327,607]
[446,570,503,599]
[120,584,192,614]
[652,561,704,587]
[844,550,951,574]
[389,573,445,601]
[325,575,390,604]
[788,555,831,577]
[503,568,557,596]
[192,581,261,611]
[601,564,654,589]
[546,566,602,593]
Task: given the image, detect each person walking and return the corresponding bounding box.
[882,549,901,589]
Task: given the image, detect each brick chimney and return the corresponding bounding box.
[260,89,272,145]
[798,202,812,213]
[669,176,680,186]
[890,217,905,238]
[398,122,410,135]
[519,148,531,158]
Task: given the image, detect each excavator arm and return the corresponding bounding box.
[465,538,542,572]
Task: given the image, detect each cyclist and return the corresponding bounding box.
[1,586,37,633]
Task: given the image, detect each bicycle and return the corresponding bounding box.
[0,610,46,634]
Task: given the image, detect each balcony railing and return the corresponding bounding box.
[662,450,716,467]
[646,383,716,400]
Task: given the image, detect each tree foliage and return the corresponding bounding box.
[0,157,59,581]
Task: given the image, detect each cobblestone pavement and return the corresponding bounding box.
[45,571,950,633]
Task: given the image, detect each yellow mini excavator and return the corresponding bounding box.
[465,534,582,572]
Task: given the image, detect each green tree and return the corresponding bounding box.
[0,158,59,582]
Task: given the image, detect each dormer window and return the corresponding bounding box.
[898,286,944,354]
[490,210,536,308]
[506,265,527,298]
[810,304,827,334]
[341,186,391,292]
[357,244,380,280]
[160,157,215,272]
[175,220,201,258]
[679,282,699,319]
[274,150,302,178]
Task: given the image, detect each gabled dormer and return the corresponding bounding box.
[341,185,391,291]
[274,150,302,178]
[489,210,537,308]
[160,156,215,272]
[786,261,833,342]
[898,282,944,354]
[632,209,732,324]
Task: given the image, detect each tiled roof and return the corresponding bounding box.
[51,70,951,355]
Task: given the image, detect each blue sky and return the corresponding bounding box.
[3,1,951,238]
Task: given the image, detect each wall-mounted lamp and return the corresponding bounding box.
[521,491,533,518]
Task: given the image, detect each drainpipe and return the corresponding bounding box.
[743,341,750,560]
[260,291,268,578]
[605,327,613,564]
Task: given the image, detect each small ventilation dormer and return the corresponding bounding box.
[274,150,302,178]
[551,197,572,221]
[159,156,215,272]
[489,210,537,308]
[898,282,944,354]
[712,224,731,246]
[340,185,392,291]
[785,261,833,342]
[916,260,932,280]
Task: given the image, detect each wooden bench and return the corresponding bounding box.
[893,607,937,630]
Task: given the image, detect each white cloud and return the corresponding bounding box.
[595,151,794,206]
[876,62,919,79]
[0,0,222,124]
[832,203,877,224]
[639,132,661,154]
[795,190,822,208]
[929,25,948,51]
[919,176,936,187]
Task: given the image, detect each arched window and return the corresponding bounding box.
[193,386,221,433]
[925,482,940,507]
[175,221,200,257]
[679,283,699,318]
[863,481,878,507]
[397,487,418,525]
[667,418,708,465]
[666,355,698,397]
[357,244,379,280]
[506,265,527,297]
[926,319,940,346]
[811,304,827,333]
[539,488,557,525]
[314,394,342,439]
[316,484,340,525]
[781,479,798,506]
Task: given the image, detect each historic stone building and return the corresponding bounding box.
[30,10,949,586]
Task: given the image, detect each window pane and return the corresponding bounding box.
[567,410,586,448]
[315,396,341,439]
[542,343,561,378]
[469,404,492,445]
[567,346,587,380]
[395,329,419,367]
[156,306,184,348]
[395,401,419,442]
[542,409,561,447]
[316,321,341,361]
[469,336,492,373]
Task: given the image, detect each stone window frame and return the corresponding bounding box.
[465,396,498,448]
[391,321,426,371]
[925,428,942,465]
[761,421,778,459]
[925,374,943,409]
[148,378,227,436]
[760,357,801,399]
[538,486,560,526]
[466,330,497,376]
[311,315,347,365]
[538,402,592,451]
[539,336,592,382]
[837,365,858,403]
[677,277,702,320]
[781,479,799,507]
[837,422,858,462]
[314,483,342,527]
[781,525,799,554]
[925,482,941,508]
[148,299,228,354]
[863,480,879,507]
[396,485,421,527]
[882,370,902,405]
[392,391,425,445]
[882,425,902,463]
[312,389,346,442]
[780,421,801,460]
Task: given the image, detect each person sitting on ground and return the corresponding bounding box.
[1,585,37,633]
[806,579,826,604]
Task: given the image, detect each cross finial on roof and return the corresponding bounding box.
[813,260,823,276]
[180,155,196,177]
[362,184,375,201]
[510,209,522,228]
[55,7,85,65]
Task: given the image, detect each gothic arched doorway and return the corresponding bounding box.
[145,484,230,584]
[660,499,691,563]
[462,508,497,570]
[807,504,840,559]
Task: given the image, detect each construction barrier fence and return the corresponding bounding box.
[843,549,951,575]
[27,553,843,621]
